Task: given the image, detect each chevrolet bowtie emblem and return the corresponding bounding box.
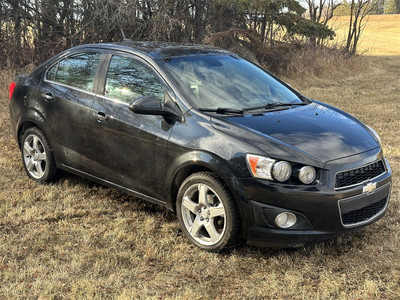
[363,182,377,194]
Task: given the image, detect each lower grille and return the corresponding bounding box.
[341,197,387,225]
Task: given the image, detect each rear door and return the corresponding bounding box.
[41,51,102,172]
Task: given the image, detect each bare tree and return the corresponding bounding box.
[345,0,376,54]
[304,0,340,44]
[305,0,340,25]
[0,0,340,68]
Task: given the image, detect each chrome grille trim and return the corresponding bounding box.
[338,182,391,228]
[334,159,386,190]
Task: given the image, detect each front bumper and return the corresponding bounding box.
[240,155,392,248]
[245,182,390,248]
[245,224,380,248]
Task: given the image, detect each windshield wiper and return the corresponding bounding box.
[243,102,308,112]
[199,107,244,115]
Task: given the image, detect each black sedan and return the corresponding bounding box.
[8,41,392,251]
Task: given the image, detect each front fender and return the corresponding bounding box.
[166,150,255,235]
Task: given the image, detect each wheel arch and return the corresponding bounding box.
[16,110,58,165]
[167,151,254,234]
[18,121,39,147]
[17,109,52,150]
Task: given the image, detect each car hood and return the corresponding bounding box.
[224,102,379,162]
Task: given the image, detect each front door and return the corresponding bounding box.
[89,54,174,201]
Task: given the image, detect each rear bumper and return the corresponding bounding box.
[9,105,18,142]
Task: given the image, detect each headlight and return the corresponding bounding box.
[272,161,292,182]
[246,154,315,184]
[367,125,381,144]
[298,166,316,184]
[246,154,275,180]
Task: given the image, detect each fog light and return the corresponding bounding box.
[275,212,297,228]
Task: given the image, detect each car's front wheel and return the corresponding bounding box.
[177,172,241,251]
[21,127,58,183]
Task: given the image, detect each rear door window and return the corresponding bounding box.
[47,52,101,92]
[105,55,164,104]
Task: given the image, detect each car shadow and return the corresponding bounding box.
[58,172,177,223]
[241,229,370,258]
[55,172,373,256]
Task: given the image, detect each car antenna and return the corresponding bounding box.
[120,29,131,42]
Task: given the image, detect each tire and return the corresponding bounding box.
[176,172,241,252]
[20,127,58,183]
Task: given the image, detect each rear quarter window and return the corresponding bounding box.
[46,64,57,81]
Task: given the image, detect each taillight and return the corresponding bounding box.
[9,82,16,100]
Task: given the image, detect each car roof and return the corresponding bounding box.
[73,40,231,59]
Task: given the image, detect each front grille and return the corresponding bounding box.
[335,160,386,189]
[341,197,387,225]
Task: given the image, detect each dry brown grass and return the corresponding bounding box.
[1,56,399,299]
[329,14,400,56]
[282,46,369,79]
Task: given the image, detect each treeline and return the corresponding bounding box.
[335,0,400,15]
[0,0,379,70]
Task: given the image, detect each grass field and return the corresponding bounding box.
[329,14,400,55]
[1,55,399,298]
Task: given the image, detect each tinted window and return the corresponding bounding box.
[46,63,57,81]
[105,55,164,103]
[52,52,100,92]
[161,55,301,109]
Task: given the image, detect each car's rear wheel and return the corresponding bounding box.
[21,127,58,183]
[177,172,241,252]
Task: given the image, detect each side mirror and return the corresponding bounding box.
[129,95,163,114]
[129,94,183,122]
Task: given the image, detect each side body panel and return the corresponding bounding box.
[40,80,97,173]
[89,98,173,200]
[87,51,175,201]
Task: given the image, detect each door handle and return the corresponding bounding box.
[96,111,108,122]
[42,92,53,101]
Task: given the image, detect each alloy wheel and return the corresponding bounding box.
[181,183,226,246]
[22,134,47,179]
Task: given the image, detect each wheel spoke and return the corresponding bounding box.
[198,184,209,206]
[26,158,34,171]
[36,152,46,161]
[182,196,198,214]
[35,162,44,177]
[32,136,40,152]
[204,222,220,242]
[190,218,202,237]
[24,142,34,156]
[209,205,225,218]
[207,194,215,205]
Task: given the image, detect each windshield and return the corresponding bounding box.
[160,55,302,110]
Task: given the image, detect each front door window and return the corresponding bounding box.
[105,55,165,103]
